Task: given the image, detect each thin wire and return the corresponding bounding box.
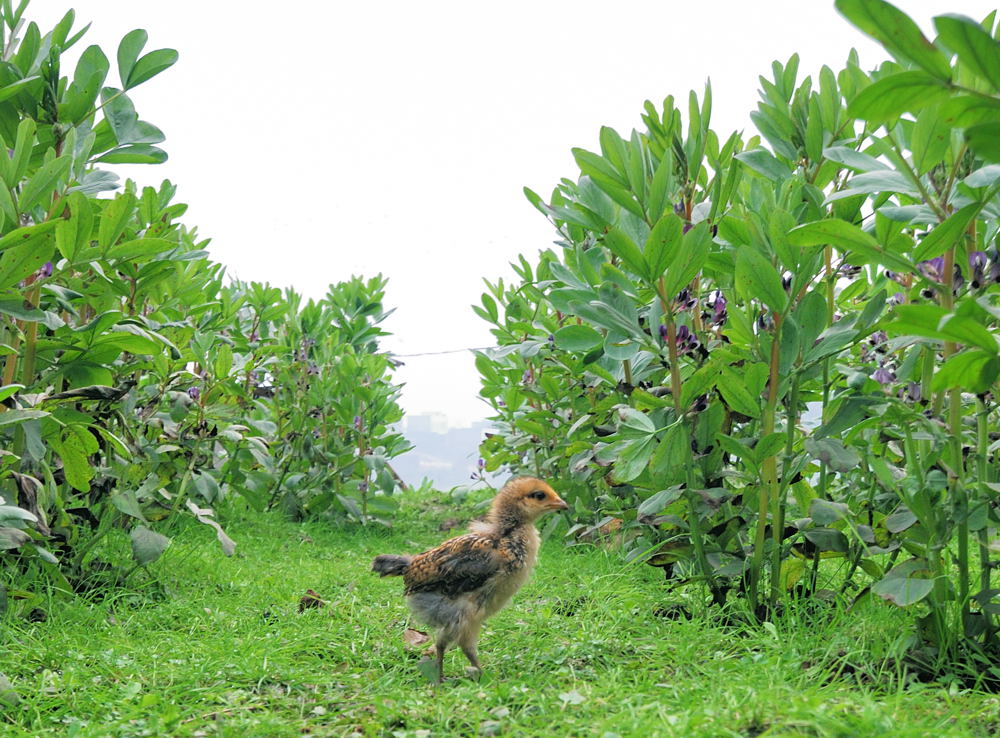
[391,346,498,358]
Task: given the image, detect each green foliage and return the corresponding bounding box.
[475,0,1000,671]
[0,2,409,608]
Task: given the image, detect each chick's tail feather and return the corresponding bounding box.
[372,554,412,577]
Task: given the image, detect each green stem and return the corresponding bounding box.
[940,144,969,206]
[266,456,295,511]
[885,131,948,222]
[976,399,992,643]
[663,321,683,405]
[749,313,782,612]
[921,345,936,415]
[951,386,969,627]
[938,246,969,631]
[658,277,717,604]
[19,284,40,387]
[71,501,116,571]
[817,247,835,501]
[770,375,799,603]
[12,284,40,457]
[167,452,200,520]
[358,408,369,521]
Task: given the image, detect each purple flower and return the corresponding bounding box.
[970,251,987,289]
[675,325,700,355]
[704,291,727,327]
[885,270,906,285]
[353,415,363,431]
[187,386,201,400]
[358,481,368,492]
[900,381,922,403]
[477,457,486,470]
[711,291,727,315]
[39,261,52,278]
[869,331,887,347]
[839,262,862,278]
[673,288,696,311]
[988,248,1000,284]
[682,223,693,234]
[658,323,669,342]
[917,257,964,292]
[888,292,906,307]
[690,394,709,413]
[917,257,945,283]
[873,365,895,386]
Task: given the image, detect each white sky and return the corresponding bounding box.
[31,0,1000,426]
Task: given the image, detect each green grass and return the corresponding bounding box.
[2,490,999,737]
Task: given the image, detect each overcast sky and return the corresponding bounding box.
[31,0,1000,426]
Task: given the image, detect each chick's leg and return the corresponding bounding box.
[434,641,448,683]
[458,621,483,678]
[434,629,458,683]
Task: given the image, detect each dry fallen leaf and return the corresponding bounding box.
[0,673,20,706]
[479,720,502,736]
[298,589,326,612]
[416,656,440,683]
[403,627,430,648]
[559,689,586,705]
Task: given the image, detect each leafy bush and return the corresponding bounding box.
[475,0,1000,674]
[0,3,408,615]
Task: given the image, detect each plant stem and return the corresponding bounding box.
[951,386,969,627]
[1,321,19,388]
[976,399,992,644]
[663,323,683,405]
[817,248,835,501]
[770,375,798,603]
[658,277,718,604]
[266,456,295,511]
[749,312,782,612]
[939,246,969,631]
[11,284,40,456]
[168,453,200,520]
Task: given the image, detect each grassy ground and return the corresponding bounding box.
[1,489,999,737]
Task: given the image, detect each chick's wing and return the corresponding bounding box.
[403,533,505,597]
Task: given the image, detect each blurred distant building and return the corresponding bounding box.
[391,414,495,489]
[404,412,450,435]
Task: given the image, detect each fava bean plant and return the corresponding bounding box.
[476,0,1000,676]
[0,2,408,616]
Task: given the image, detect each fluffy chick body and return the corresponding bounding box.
[372,476,567,680]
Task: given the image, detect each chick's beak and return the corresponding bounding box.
[547,496,569,511]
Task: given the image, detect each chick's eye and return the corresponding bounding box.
[529,490,547,500]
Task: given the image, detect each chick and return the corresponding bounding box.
[372,476,568,681]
